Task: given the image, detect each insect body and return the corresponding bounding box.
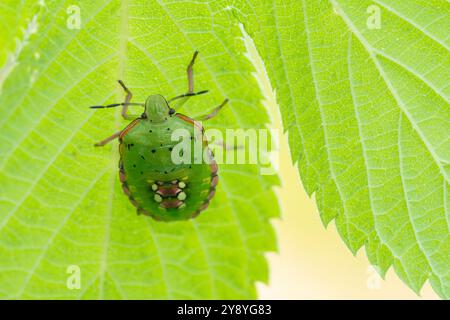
[91,52,227,221]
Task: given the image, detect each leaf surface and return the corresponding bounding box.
[0,0,278,299]
[239,0,450,298]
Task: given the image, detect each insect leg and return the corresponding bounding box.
[197,99,229,121]
[210,140,243,150]
[118,80,135,120]
[187,51,198,94]
[89,81,143,115]
[168,51,206,109]
[94,131,121,147]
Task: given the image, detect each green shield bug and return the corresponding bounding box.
[90,52,227,221]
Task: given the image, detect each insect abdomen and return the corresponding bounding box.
[118,114,217,221]
[119,140,217,221]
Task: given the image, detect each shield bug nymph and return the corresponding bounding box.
[90,51,227,221]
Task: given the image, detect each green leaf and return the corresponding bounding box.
[2,0,448,300]
[0,1,41,90]
[239,0,450,298]
[0,1,279,299]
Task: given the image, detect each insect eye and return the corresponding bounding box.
[141,113,147,119]
[169,108,175,115]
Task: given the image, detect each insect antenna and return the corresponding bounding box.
[90,102,144,109]
[168,90,208,103]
